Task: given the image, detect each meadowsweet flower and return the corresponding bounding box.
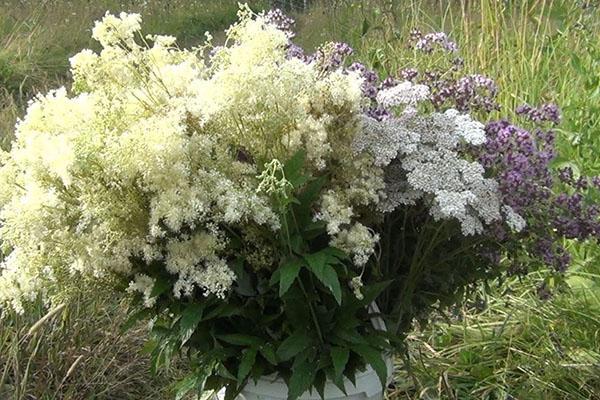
[127,274,156,307]
[92,11,141,47]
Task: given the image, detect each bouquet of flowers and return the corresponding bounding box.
[0,6,597,399]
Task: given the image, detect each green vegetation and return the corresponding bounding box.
[0,0,599,399]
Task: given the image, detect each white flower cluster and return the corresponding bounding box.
[0,8,383,312]
[376,81,430,108]
[502,205,526,232]
[357,109,504,235]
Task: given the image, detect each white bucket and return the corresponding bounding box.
[238,354,393,400]
[222,303,393,400]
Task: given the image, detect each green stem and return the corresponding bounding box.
[281,205,324,344]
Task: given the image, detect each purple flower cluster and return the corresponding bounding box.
[316,42,354,72]
[264,8,296,38]
[399,68,418,81]
[421,73,499,113]
[516,103,561,125]
[409,29,458,53]
[477,116,600,273]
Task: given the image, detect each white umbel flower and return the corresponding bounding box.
[376,81,430,108]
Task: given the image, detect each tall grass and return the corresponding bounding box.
[0,293,187,399]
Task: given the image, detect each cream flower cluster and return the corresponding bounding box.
[0,7,382,312]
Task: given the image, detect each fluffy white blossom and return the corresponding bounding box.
[357,109,501,235]
[127,274,156,307]
[330,223,379,267]
[502,205,526,232]
[376,81,430,108]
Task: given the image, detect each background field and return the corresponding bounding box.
[0,0,599,399]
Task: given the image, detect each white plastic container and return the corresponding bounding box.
[238,355,393,400]
[234,303,393,400]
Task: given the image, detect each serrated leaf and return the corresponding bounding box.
[304,252,342,304]
[326,367,348,395]
[237,347,257,383]
[179,303,205,345]
[277,331,310,361]
[279,258,302,296]
[218,334,263,346]
[330,347,350,378]
[352,344,387,388]
[287,359,316,400]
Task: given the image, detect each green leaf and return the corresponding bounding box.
[322,247,348,261]
[231,258,256,296]
[259,344,278,365]
[352,344,387,388]
[304,252,342,304]
[179,303,205,345]
[203,303,241,320]
[330,347,349,378]
[237,347,258,383]
[314,371,326,400]
[361,18,370,37]
[293,176,327,233]
[277,331,310,362]
[279,258,302,296]
[121,308,152,333]
[150,276,170,297]
[269,268,281,286]
[284,149,308,188]
[174,373,198,400]
[287,359,316,400]
[326,367,348,396]
[298,175,327,205]
[218,334,263,346]
[360,280,393,306]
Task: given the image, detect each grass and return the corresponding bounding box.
[0,0,599,399]
[0,293,186,399]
